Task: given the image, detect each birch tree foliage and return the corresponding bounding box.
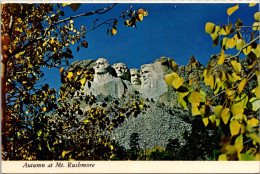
[165,4,259,161]
[1,3,148,160]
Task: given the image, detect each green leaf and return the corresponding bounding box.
[227,5,239,16]
[230,120,241,136]
[205,22,215,33]
[221,108,230,124]
[254,12,259,22]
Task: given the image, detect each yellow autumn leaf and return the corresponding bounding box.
[138,13,144,21]
[218,154,227,161]
[251,86,259,99]
[230,61,241,74]
[62,150,70,157]
[76,71,82,76]
[221,108,230,124]
[254,12,259,22]
[252,22,259,30]
[242,45,252,55]
[202,117,209,127]
[227,5,239,16]
[238,79,247,94]
[172,77,184,89]
[191,105,201,116]
[209,115,216,123]
[246,133,260,144]
[214,105,223,118]
[177,91,189,109]
[67,72,74,81]
[82,119,89,123]
[79,78,86,86]
[236,39,246,50]
[205,22,215,34]
[231,102,244,115]
[216,119,220,126]
[171,61,178,71]
[230,120,241,136]
[249,3,257,7]
[218,49,225,65]
[165,73,175,86]
[189,92,201,104]
[209,75,215,90]
[235,135,243,153]
[247,117,259,128]
[226,37,237,48]
[111,28,117,35]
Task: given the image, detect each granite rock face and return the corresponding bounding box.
[59,55,258,150]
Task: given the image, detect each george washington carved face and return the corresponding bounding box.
[94,58,110,74]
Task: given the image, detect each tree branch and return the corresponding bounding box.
[9,3,118,58]
[227,36,260,60]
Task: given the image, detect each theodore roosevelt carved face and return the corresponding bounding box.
[94,58,110,74]
[130,69,141,85]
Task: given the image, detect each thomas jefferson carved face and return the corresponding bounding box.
[141,64,155,85]
[130,69,141,85]
[113,63,128,77]
[94,58,110,74]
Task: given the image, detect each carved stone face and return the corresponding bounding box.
[95,58,110,74]
[130,69,141,85]
[113,63,128,77]
[141,64,155,85]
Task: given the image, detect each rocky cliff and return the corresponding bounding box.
[53,54,258,150]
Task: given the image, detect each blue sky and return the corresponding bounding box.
[43,3,258,89]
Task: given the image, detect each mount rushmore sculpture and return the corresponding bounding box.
[60,57,195,149]
[83,57,169,102]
